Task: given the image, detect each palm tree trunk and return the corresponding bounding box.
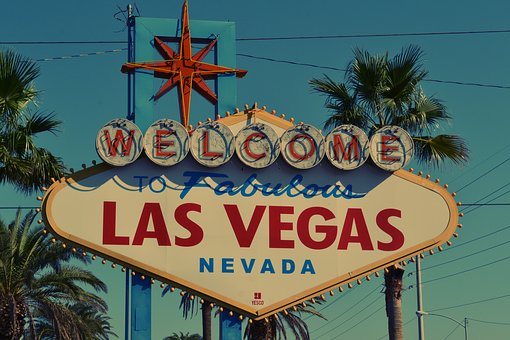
[201,300,212,340]
[249,320,269,340]
[385,266,405,340]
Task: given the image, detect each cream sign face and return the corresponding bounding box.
[42,154,458,319]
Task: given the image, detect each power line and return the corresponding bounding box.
[310,282,380,334]
[449,142,510,185]
[467,318,510,326]
[429,294,510,313]
[422,254,510,284]
[334,304,386,338]
[464,187,510,215]
[314,290,382,339]
[237,29,510,41]
[419,239,510,273]
[440,223,510,253]
[456,156,510,193]
[3,28,510,45]
[237,53,510,89]
[36,48,126,62]
[441,324,461,340]
[0,40,127,45]
[0,206,39,210]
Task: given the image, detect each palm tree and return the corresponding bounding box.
[164,331,202,340]
[162,289,212,340]
[310,45,468,340]
[244,303,325,340]
[0,50,65,194]
[0,209,116,339]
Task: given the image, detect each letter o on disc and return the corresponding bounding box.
[96,118,143,166]
[280,124,325,169]
[235,123,280,168]
[369,125,414,171]
[190,122,235,167]
[325,125,369,170]
[143,119,190,166]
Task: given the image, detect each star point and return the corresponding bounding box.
[121,1,247,127]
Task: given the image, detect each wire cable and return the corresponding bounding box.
[237,53,510,89]
[456,156,510,193]
[422,254,510,285]
[3,28,510,45]
[441,324,461,340]
[467,318,510,326]
[429,294,510,313]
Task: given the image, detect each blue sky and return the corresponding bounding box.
[2,0,510,339]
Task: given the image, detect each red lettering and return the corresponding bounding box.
[297,207,336,250]
[103,129,134,156]
[155,130,175,157]
[338,208,374,250]
[132,203,171,246]
[377,209,404,251]
[225,205,266,247]
[381,135,400,162]
[243,133,266,160]
[102,201,130,245]
[201,130,223,159]
[269,206,294,249]
[288,134,316,161]
[333,134,359,161]
[174,203,203,247]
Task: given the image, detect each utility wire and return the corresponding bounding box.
[422,254,510,284]
[440,223,510,254]
[0,206,39,210]
[314,290,382,339]
[3,28,510,45]
[449,142,510,185]
[464,187,510,215]
[415,239,510,274]
[441,324,461,340]
[310,282,380,333]
[429,294,510,313]
[237,29,510,41]
[237,53,510,89]
[456,156,510,193]
[467,318,510,326]
[333,304,386,338]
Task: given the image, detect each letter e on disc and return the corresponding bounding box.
[369,125,414,171]
[144,119,190,166]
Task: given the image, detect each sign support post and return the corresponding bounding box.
[125,5,152,340]
[416,255,425,340]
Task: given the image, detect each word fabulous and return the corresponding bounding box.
[96,118,414,171]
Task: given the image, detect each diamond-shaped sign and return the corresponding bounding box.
[42,108,459,320]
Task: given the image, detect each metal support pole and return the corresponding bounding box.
[416,255,425,340]
[464,318,468,340]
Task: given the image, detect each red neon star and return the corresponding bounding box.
[121,1,247,127]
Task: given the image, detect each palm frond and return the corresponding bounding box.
[413,134,469,167]
[0,50,40,128]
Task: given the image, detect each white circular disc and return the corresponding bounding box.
[190,122,235,167]
[325,125,369,170]
[143,119,189,166]
[369,125,414,171]
[96,118,143,166]
[280,124,325,169]
[235,123,280,168]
